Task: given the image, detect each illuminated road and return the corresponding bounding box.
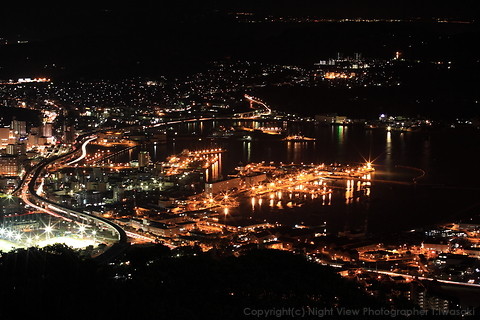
[10,104,277,255]
[91,145,138,164]
[66,136,97,165]
[20,186,72,222]
[17,117,201,257]
[362,268,480,289]
[18,134,128,262]
[317,257,480,289]
[244,94,272,115]
[125,231,177,249]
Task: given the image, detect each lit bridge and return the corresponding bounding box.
[234,94,272,118]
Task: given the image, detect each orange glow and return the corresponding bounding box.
[324,72,355,79]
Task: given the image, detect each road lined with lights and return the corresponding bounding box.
[315,257,480,289]
[66,136,97,165]
[362,268,480,289]
[18,133,128,262]
[15,116,209,251]
[14,105,380,255]
[9,97,304,252]
[244,94,272,115]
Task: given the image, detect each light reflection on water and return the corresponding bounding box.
[385,131,392,168]
[216,174,372,234]
[108,119,480,235]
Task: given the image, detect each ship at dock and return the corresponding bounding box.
[282,135,316,141]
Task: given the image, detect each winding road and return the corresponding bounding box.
[18,134,128,263]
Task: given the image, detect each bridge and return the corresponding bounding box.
[234,94,272,118]
[92,145,139,164]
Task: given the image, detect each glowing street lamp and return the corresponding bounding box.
[43,224,54,239]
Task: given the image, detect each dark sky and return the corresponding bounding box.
[1,1,478,38]
[0,2,478,79]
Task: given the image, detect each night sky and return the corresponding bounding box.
[1,2,479,78]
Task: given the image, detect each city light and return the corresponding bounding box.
[0,12,475,313]
[44,225,53,234]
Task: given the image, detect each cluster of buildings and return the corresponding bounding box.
[1,119,56,151]
[420,221,480,284]
[0,116,63,191]
[0,56,408,132]
[348,270,458,313]
[310,52,404,88]
[313,112,439,132]
[41,141,373,250]
[1,57,479,313]
[301,220,480,312]
[374,114,433,131]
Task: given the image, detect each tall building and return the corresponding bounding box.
[17,143,26,155]
[63,125,76,143]
[113,186,125,202]
[5,144,15,155]
[0,127,11,147]
[30,126,40,135]
[0,156,19,176]
[27,133,39,149]
[11,119,27,136]
[0,196,22,223]
[5,143,26,156]
[138,151,151,168]
[42,123,53,137]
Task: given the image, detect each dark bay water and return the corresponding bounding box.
[118,120,480,235]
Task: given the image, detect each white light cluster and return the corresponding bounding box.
[0,227,22,241]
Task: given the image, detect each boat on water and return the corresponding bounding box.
[282,135,316,141]
[236,126,284,135]
[256,126,283,135]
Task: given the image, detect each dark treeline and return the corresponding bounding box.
[0,245,380,319]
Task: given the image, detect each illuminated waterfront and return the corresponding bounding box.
[102,120,480,235]
[2,4,480,316]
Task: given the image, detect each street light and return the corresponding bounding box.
[78,225,86,236]
[44,225,53,239]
